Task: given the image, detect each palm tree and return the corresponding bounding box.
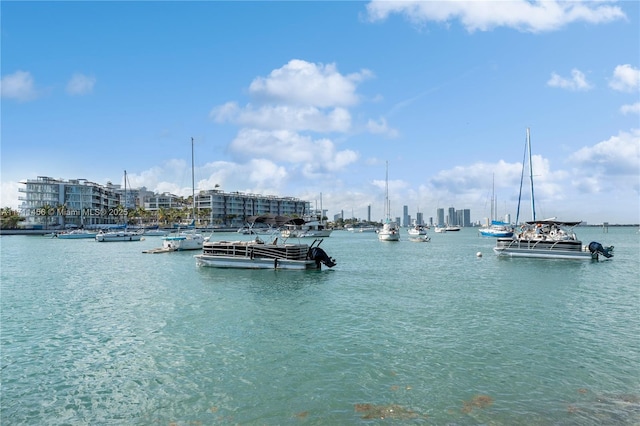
[1,207,25,229]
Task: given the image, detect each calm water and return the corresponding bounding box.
[1,227,639,425]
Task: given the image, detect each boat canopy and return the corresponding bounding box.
[283,218,306,226]
[247,214,296,227]
[524,220,582,227]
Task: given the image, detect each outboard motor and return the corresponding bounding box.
[588,241,614,258]
[308,247,337,268]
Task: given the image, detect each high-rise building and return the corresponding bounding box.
[436,208,445,227]
[448,207,456,225]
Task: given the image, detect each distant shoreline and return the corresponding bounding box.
[1,224,637,236]
[0,228,238,236]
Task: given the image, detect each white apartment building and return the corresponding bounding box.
[19,176,311,229]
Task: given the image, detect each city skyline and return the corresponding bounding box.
[2,1,638,224]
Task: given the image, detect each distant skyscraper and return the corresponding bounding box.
[462,209,471,227]
[437,208,445,227]
[416,212,423,225]
[403,205,409,227]
[448,207,456,225]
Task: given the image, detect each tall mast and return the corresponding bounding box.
[191,137,195,221]
[124,170,127,227]
[385,161,389,220]
[527,128,536,221]
[491,173,495,222]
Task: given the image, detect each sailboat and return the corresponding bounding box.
[161,138,205,251]
[377,161,400,241]
[479,173,514,238]
[493,128,612,260]
[96,170,143,242]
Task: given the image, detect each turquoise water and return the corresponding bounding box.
[1,227,639,425]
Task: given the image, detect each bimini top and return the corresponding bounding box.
[524,219,583,227]
[247,214,297,228]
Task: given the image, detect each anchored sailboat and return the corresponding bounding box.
[161,137,205,251]
[95,170,143,242]
[479,173,514,238]
[377,161,399,241]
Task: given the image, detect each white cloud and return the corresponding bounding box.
[609,64,640,93]
[126,159,291,199]
[569,128,640,176]
[213,104,352,133]
[620,102,640,115]
[248,59,372,108]
[66,73,96,96]
[1,70,38,101]
[210,60,385,135]
[365,0,626,33]
[0,180,22,209]
[228,129,358,174]
[547,69,592,91]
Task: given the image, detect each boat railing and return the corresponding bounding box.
[203,240,309,260]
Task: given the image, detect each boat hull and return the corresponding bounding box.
[162,234,204,251]
[195,240,334,270]
[57,232,97,239]
[95,232,142,242]
[493,238,596,260]
[378,232,399,241]
[195,254,320,270]
[479,230,514,238]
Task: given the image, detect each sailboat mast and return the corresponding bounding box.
[385,161,389,219]
[515,131,527,225]
[124,170,127,227]
[527,128,536,221]
[491,173,495,222]
[191,137,195,222]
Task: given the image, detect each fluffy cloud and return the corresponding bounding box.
[228,129,358,174]
[212,103,352,133]
[547,69,592,91]
[365,0,626,33]
[1,70,38,101]
[248,59,372,108]
[0,181,21,209]
[569,129,640,176]
[620,102,640,116]
[609,64,640,93]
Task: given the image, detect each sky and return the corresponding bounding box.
[1,1,639,225]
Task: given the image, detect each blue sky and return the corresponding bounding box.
[2,1,639,224]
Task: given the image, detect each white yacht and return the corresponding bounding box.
[96,229,143,242]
